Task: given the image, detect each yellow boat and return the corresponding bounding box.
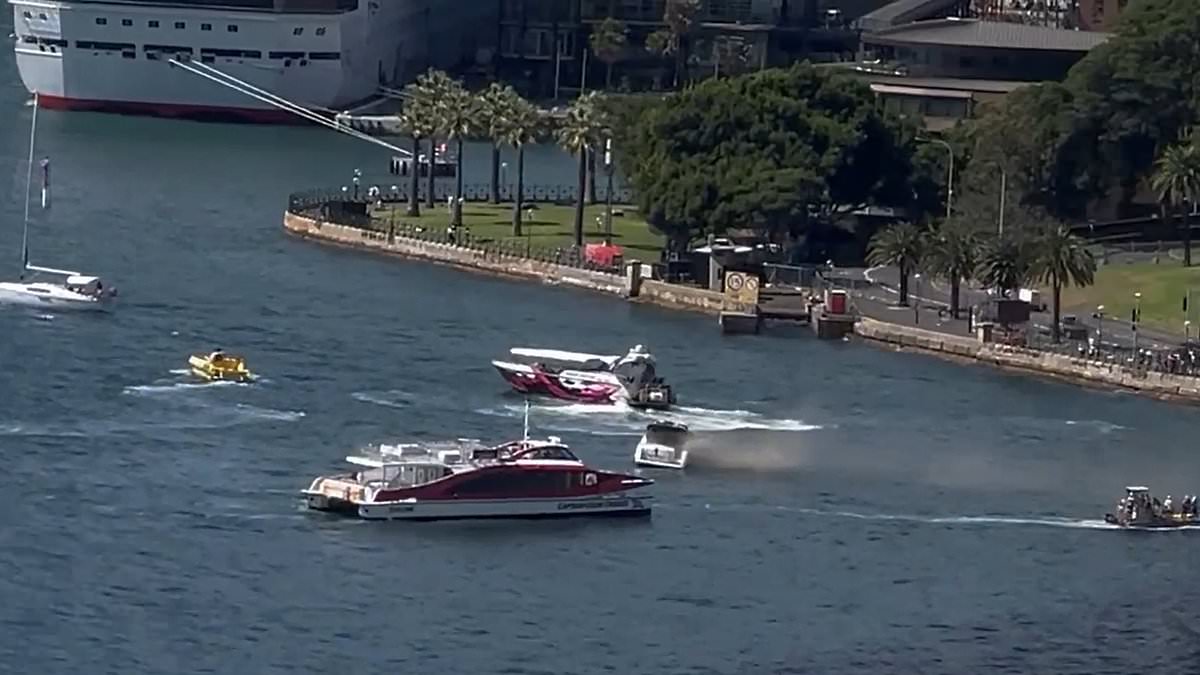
[188,350,254,383]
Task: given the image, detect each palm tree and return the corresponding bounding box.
[414,69,454,210]
[433,76,476,229]
[1150,140,1200,267]
[867,222,924,306]
[397,81,433,217]
[663,0,701,86]
[589,17,628,89]
[978,234,1031,300]
[925,221,979,319]
[1030,222,1096,343]
[556,91,607,248]
[477,82,513,205]
[499,93,541,237]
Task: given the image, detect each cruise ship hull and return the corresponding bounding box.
[9,0,490,123]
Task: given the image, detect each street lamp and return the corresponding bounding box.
[1186,320,1192,343]
[352,168,361,200]
[917,136,953,220]
[1133,291,1142,353]
[914,273,922,324]
[1094,304,1105,351]
[603,138,614,246]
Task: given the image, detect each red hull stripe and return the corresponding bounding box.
[35,94,317,125]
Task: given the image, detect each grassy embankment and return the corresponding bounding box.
[371,202,664,257]
[1060,261,1200,333]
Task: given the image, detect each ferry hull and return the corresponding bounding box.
[306,492,653,521]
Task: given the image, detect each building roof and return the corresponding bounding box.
[857,0,966,33]
[865,18,1111,52]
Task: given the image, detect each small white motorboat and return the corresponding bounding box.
[633,420,690,470]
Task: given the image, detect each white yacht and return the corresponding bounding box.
[0,94,114,311]
[633,421,690,470]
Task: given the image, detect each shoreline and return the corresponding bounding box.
[284,210,1200,405]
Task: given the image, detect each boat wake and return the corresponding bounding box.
[0,402,305,438]
[351,389,413,409]
[475,400,821,435]
[123,380,239,395]
[1064,419,1128,434]
[688,503,1120,530]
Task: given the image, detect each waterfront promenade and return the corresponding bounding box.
[283,190,1200,404]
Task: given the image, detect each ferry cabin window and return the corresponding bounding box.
[316,27,326,36]
[174,21,185,30]
[22,11,30,18]
[201,23,212,31]
[149,20,159,28]
[293,27,304,36]
[122,19,132,27]
[451,470,570,496]
[228,25,239,33]
[96,18,107,26]
[308,52,341,61]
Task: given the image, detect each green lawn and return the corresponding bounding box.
[371,201,664,257]
[1060,260,1200,332]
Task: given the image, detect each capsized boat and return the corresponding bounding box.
[188,349,254,383]
[633,420,690,470]
[303,404,654,523]
[491,344,676,410]
[1104,486,1200,529]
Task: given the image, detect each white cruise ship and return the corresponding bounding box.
[9,0,479,122]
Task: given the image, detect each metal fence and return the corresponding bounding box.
[292,180,634,206]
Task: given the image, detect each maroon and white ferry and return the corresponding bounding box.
[302,435,654,521]
[491,345,675,410]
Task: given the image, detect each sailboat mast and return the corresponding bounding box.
[20,93,39,273]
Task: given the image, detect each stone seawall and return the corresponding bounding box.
[855,317,1200,402]
[283,211,725,314]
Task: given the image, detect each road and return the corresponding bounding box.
[855,266,1181,351]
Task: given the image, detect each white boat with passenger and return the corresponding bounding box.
[1104,486,1200,529]
[633,420,690,470]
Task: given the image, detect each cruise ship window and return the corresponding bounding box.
[315,27,326,36]
[122,19,132,27]
[149,20,159,28]
[201,23,212,31]
[174,21,185,29]
[96,18,107,26]
[22,10,30,18]
[39,13,47,20]
[293,27,303,36]
[228,25,238,33]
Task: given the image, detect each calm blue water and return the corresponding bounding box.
[2,18,1199,674]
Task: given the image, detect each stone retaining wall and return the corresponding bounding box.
[283,211,725,313]
[855,317,1200,402]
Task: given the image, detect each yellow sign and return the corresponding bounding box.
[723,271,760,308]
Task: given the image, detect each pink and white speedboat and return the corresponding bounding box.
[491,345,675,410]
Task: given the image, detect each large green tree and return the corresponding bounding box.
[1030,222,1096,343]
[1150,138,1200,267]
[477,82,513,205]
[1067,0,1200,210]
[867,222,924,307]
[499,92,542,237]
[623,64,924,255]
[590,17,628,89]
[556,91,609,247]
[924,220,980,319]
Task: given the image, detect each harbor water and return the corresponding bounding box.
[2,24,1199,674]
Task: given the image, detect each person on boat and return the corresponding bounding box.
[1164,495,1174,514]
